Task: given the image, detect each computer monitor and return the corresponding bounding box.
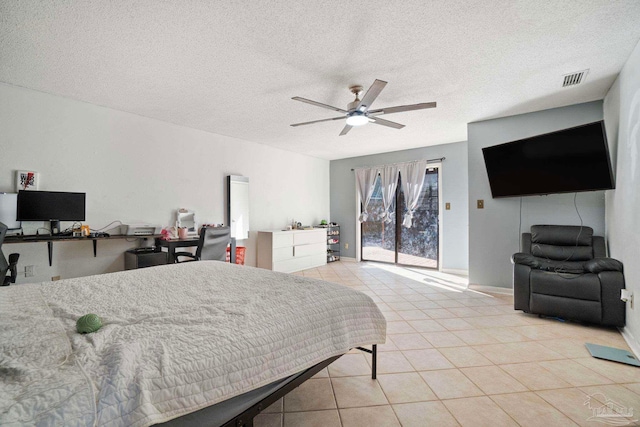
[17,191,86,234]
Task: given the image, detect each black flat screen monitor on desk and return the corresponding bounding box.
[17,190,86,235]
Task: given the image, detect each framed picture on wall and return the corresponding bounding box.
[16,170,39,191]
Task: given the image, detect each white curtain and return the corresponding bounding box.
[379,165,400,223]
[399,160,428,228]
[355,167,379,222]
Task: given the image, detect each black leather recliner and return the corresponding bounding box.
[513,225,625,327]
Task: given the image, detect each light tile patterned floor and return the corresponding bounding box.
[255,261,640,427]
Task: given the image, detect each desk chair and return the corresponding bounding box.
[175,226,236,263]
[0,222,20,286]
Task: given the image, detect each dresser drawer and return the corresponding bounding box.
[293,230,326,245]
[273,256,310,273]
[272,233,294,248]
[309,253,327,268]
[294,242,325,257]
[273,246,294,261]
[258,229,327,273]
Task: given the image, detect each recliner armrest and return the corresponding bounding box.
[513,253,587,274]
[511,253,540,268]
[584,258,623,274]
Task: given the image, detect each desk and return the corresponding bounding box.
[154,237,200,264]
[154,236,237,264]
[4,234,161,266]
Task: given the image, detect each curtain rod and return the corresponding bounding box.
[350,157,445,171]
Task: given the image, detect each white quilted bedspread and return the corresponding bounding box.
[0,261,386,427]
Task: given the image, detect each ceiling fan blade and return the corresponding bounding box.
[292,97,347,113]
[369,116,405,129]
[339,124,353,136]
[369,102,437,116]
[291,116,345,127]
[356,79,387,111]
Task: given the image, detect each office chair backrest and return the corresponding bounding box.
[0,222,9,283]
[197,226,231,261]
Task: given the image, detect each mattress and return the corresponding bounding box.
[0,261,386,427]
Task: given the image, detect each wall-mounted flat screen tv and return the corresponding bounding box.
[482,121,614,198]
[17,190,86,221]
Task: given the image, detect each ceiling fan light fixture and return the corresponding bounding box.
[290,79,436,135]
[346,112,369,126]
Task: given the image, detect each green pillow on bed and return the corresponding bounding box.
[76,313,103,334]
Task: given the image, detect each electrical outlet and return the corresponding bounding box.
[51,276,61,281]
[445,202,451,210]
[25,265,35,277]
[621,289,634,309]
[477,199,484,209]
[344,243,349,250]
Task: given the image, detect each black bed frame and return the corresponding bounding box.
[221,345,377,427]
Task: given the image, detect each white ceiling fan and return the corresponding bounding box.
[291,79,436,136]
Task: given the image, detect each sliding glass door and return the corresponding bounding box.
[361,168,439,268]
[397,169,439,267]
[361,175,396,263]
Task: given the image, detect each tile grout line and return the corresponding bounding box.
[294,262,639,427]
[328,373,344,426]
[533,387,592,425]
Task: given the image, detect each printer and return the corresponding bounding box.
[123,224,162,236]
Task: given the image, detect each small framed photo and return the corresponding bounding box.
[16,170,39,191]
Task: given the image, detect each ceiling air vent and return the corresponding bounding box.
[562,69,589,87]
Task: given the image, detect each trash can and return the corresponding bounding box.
[226,246,246,265]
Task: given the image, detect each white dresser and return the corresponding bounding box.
[257,229,327,273]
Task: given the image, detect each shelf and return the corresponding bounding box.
[325,224,340,262]
[4,234,161,266]
[327,254,340,262]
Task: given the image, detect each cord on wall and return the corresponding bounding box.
[518,197,523,252]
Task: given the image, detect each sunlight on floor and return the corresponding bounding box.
[363,262,470,293]
[277,260,640,427]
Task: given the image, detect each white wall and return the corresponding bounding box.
[603,39,640,350]
[330,141,468,271]
[468,101,606,288]
[1,83,329,282]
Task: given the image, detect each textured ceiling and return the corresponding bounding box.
[1,1,640,160]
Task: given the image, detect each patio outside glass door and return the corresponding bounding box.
[361,168,439,268]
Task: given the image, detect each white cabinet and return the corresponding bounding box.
[257,229,327,273]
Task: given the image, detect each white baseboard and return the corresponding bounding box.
[442,268,469,276]
[468,284,514,295]
[619,326,640,359]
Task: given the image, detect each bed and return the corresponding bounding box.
[0,261,386,426]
